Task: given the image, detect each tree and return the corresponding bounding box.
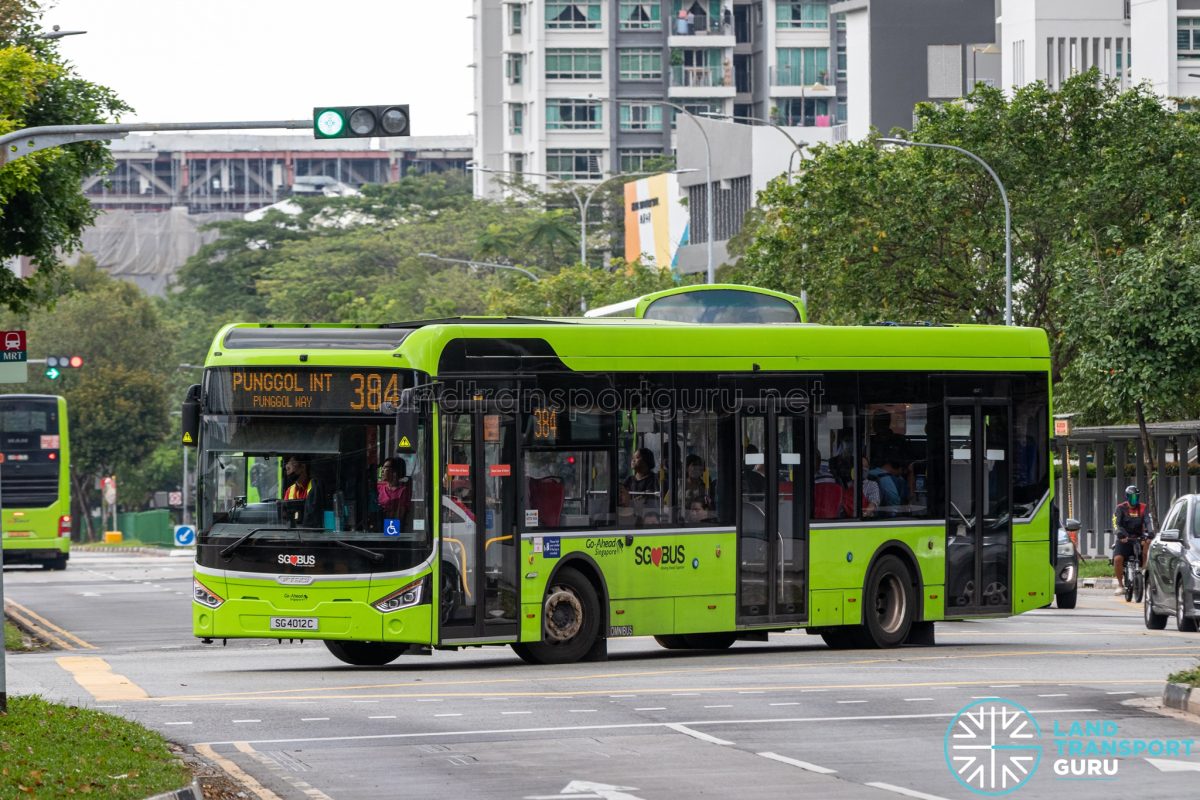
[730,72,1200,383]
[0,1,131,313]
[4,262,173,535]
[486,260,683,317]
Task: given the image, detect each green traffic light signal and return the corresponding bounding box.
[313,105,409,139]
[44,366,60,380]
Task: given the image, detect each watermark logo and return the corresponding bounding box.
[944,698,1041,796]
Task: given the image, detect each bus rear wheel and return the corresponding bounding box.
[324,640,407,666]
[512,567,600,665]
[860,554,916,648]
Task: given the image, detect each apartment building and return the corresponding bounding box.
[1000,0,1132,92]
[1130,0,1200,99]
[472,0,846,197]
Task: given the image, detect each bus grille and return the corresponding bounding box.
[1,475,59,506]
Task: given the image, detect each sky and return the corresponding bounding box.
[40,0,475,137]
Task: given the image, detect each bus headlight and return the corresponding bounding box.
[372,577,426,613]
[193,578,224,609]
[1057,538,1074,558]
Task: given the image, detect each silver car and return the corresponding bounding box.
[1144,494,1200,632]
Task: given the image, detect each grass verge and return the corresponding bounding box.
[0,695,191,799]
[1079,558,1114,579]
[4,619,27,652]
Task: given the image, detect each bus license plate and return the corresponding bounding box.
[270,617,318,631]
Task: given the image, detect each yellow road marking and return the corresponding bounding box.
[56,656,149,701]
[194,743,283,800]
[4,599,95,650]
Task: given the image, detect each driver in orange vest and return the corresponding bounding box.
[283,455,313,500]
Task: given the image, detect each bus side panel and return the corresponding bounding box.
[1013,541,1054,614]
[808,526,944,607]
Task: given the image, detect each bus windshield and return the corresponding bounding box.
[199,416,429,560]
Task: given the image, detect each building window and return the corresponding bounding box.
[509,3,523,34]
[619,103,664,131]
[773,97,830,126]
[836,41,846,81]
[546,99,603,130]
[511,153,525,175]
[545,48,602,79]
[1180,18,1200,59]
[508,103,524,135]
[672,100,723,128]
[776,0,829,30]
[619,48,662,81]
[546,149,603,180]
[545,1,602,29]
[776,47,830,85]
[620,147,666,173]
[505,53,524,85]
[671,1,721,34]
[834,11,845,30]
[619,0,661,30]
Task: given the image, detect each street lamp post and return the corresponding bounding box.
[416,252,540,281]
[877,137,1013,326]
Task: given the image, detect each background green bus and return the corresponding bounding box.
[187,306,1053,665]
[1,394,71,570]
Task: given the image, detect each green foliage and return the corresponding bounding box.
[4,619,27,651]
[1168,664,1200,687]
[0,1,131,313]
[486,260,683,317]
[0,695,191,799]
[731,72,1200,394]
[4,261,173,512]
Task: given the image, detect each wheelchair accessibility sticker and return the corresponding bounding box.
[383,518,402,537]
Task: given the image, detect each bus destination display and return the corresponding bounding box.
[215,368,403,414]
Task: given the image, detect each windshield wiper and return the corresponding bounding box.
[332,538,384,562]
[219,526,326,559]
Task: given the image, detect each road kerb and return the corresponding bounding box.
[1162,682,1200,718]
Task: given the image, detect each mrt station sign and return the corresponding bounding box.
[0,330,28,384]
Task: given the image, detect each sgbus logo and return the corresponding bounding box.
[278,554,316,567]
[634,544,685,568]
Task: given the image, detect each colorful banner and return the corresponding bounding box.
[624,173,689,272]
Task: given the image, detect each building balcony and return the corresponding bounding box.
[769,66,835,97]
[669,66,736,98]
[668,31,735,48]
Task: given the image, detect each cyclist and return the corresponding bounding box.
[1113,484,1152,597]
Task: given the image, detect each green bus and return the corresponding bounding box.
[1,394,72,570]
[185,291,1054,665]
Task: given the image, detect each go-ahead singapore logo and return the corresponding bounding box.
[944,698,1042,796]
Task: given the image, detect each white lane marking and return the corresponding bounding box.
[369,715,397,719]
[903,698,933,702]
[671,693,700,697]
[165,721,194,726]
[635,707,666,711]
[769,702,800,707]
[737,691,765,695]
[301,718,329,722]
[1038,694,1068,698]
[502,711,532,715]
[864,782,952,800]
[569,709,597,713]
[1106,691,1137,695]
[801,689,828,693]
[609,694,636,698]
[233,719,261,724]
[435,713,463,718]
[195,708,1101,747]
[415,698,444,703]
[836,700,867,704]
[666,723,734,746]
[704,705,733,709]
[757,752,837,774]
[990,684,1019,688]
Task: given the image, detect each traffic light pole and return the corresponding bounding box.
[0,120,311,167]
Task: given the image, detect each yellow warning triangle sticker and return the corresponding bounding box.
[182,432,193,444]
[398,435,412,449]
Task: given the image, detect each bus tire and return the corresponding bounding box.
[861,554,915,648]
[324,640,407,666]
[511,567,600,665]
[655,633,736,650]
[654,635,689,650]
[49,556,67,571]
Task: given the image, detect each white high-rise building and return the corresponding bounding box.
[1000,0,1132,92]
[472,0,846,198]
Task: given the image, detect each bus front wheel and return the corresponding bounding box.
[324,640,407,666]
[861,555,916,648]
[512,567,600,665]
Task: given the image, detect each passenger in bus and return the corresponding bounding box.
[683,454,712,508]
[684,497,716,525]
[860,455,881,518]
[868,451,909,513]
[812,450,842,519]
[620,447,659,524]
[741,444,767,497]
[283,455,322,527]
[377,457,412,529]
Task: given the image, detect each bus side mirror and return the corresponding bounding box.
[1064,518,1081,532]
[181,383,201,448]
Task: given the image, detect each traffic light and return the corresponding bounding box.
[44,355,83,380]
[313,105,409,139]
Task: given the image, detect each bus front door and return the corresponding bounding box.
[945,400,1012,614]
[737,400,808,624]
[439,408,519,644]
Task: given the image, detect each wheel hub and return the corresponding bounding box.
[544,586,583,642]
[875,574,905,635]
